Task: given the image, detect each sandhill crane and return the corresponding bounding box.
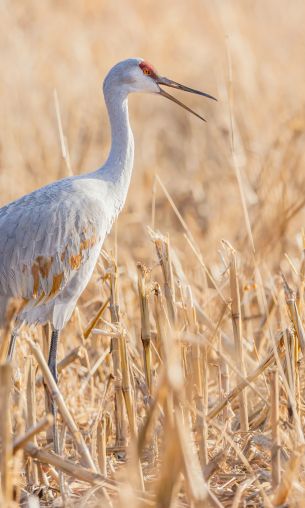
[1,58,216,445]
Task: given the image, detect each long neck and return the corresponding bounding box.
[98,89,134,197]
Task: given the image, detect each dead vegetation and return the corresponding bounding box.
[1,0,305,506]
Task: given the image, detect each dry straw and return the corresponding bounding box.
[2,1,305,506]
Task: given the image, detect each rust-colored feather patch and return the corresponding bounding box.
[61,249,67,262]
[70,254,82,270]
[30,232,97,302]
[69,233,98,270]
[48,273,64,299]
[31,263,40,298]
[80,235,97,251]
[31,256,54,298]
[35,290,46,305]
[36,256,53,278]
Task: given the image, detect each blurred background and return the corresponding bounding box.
[2,2,305,504]
[1,0,305,273]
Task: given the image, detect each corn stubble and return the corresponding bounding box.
[0,227,304,507]
[2,1,305,506]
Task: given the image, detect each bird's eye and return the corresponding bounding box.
[143,68,151,76]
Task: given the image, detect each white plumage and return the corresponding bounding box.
[0,177,108,329]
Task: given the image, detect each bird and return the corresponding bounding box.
[0,58,216,446]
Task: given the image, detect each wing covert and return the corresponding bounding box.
[0,178,106,305]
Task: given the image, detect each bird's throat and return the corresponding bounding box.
[102,92,135,195]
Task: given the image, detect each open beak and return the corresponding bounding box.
[156,76,217,122]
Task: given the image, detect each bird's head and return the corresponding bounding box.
[103,58,216,122]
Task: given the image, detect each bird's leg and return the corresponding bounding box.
[48,329,59,384]
[6,324,21,362]
[7,330,17,362]
[47,328,60,453]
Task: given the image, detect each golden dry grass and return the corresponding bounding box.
[1,0,305,506]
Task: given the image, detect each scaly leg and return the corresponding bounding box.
[7,329,18,362]
[48,328,60,453]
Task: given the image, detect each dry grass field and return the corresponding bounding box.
[1,0,305,506]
